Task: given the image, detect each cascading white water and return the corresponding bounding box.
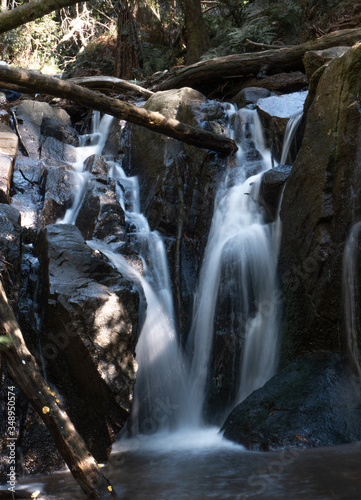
[61,112,114,224]
[88,160,189,434]
[343,221,361,376]
[184,107,281,427]
[280,112,303,165]
[62,107,282,439]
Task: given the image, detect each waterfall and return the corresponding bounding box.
[343,222,361,376]
[280,112,303,165]
[62,108,282,439]
[61,112,114,224]
[88,161,189,434]
[185,107,281,427]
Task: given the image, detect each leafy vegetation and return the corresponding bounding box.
[0,0,359,76]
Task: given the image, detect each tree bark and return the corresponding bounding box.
[0,0,84,34]
[158,27,361,91]
[0,281,115,498]
[0,65,237,155]
[182,0,212,64]
[68,75,154,99]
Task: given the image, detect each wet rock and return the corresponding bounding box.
[40,136,76,163]
[40,115,79,147]
[0,204,21,304]
[222,352,361,450]
[10,157,44,228]
[75,178,126,242]
[127,87,228,335]
[15,101,72,159]
[232,87,273,108]
[259,166,291,221]
[39,166,74,226]
[303,46,350,81]
[36,224,139,461]
[83,154,109,183]
[279,43,361,364]
[256,91,307,163]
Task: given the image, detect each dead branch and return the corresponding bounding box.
[0,280,116,498]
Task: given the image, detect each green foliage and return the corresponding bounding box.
[1,14,60,73]
[0,335,12,350]
[201,16,277,60]
[63,37,116,78]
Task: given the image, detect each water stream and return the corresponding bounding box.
[8,99,361,499]
[343,221,361,376]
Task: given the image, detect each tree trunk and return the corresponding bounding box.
[0,65,237,155]
[159,27,361,91]
[0,281,115,498]
[183,0,212,64]
[0,0,84,34]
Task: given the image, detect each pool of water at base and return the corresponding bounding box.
[6,429,361,500]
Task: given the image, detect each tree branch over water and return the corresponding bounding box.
[0,65,237,155]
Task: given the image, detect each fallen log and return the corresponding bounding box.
[0,65,237,155]
[68,75,154,100]
[158,27,361,91]
[0,280,115,498]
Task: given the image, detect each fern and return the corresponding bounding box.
[201,17,277,61]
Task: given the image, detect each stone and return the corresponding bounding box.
[36,224,139,461]
[40,136,76,163]
[83,154,109,183]
[0,92,10,125]
[39,166,74,226]
[231,87,273,108]
[15,101,71,159]
[256,91,307,163]
[259,166,291,221]
[279,43,361,364]
[0,204,21,304]
[222,352,361,450]
[75,179,126,242]
[303,46,350,81]
[0,123,18,203]
[40,115,79,146]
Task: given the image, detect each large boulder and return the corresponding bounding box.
[35,224,139,461]
[279,43,361,364]
[15,101,72,159]
[126,87,229,335]
[222,352,361,450]
[256,91,307,163]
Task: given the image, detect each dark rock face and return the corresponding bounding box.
[127,87,228,335]
[0,204,21,304]
[259,166,291,221]
[35,224,139,461]
[222,352,361,450]
[279,44,361,364]
[39,166,74,226]
[303,46,350,81]
[16,101,72,159]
